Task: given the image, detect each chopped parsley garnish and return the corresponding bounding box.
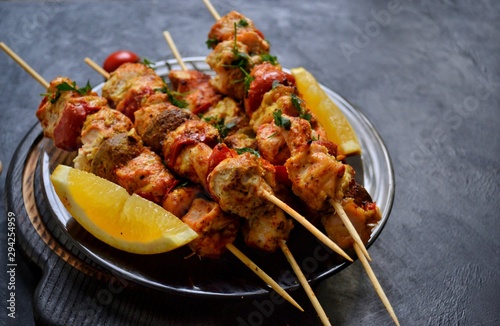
[273,109,291,130]
[204,116,236,139]
[261,54,278,65]
[142,58,155,69]
[42,81,92,103]
[237,19,249,27]
[291,93,312,122]
[235,147,260,157]
[155,81,188,108]
[206,38,219,49]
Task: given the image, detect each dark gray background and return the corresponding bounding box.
[1,0,499,325]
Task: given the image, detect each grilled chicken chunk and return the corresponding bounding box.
[207,152,277,219]
[181,197,240,259]
[168,70,222,114]
[134,100,193,154]
[114,147,177,204]
[162,183,204,218]
[102,63,164,120]
[243,206,293,252]
[207,10,268,51]
[74,107,134,171]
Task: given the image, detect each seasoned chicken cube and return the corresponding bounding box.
[249,85,297,131]
[206,40,265,101]
[202,97,250,138]
[207,11,268,51]
[114,147,177,204]
[255,123,290,165]
[134,101,193,154]
[162,183,204,218]
[102,63,164,120]
[207,152,277,219]
[243,206,293,253]
[102,63,153,107]
[181,198,240,259]
[168,70,222,114]
[74,108,133,171]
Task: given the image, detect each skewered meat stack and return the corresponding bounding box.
[204,11,382,251]
[35,60,297,259]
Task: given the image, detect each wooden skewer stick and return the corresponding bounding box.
[262,190,352,262]
[332,201,371,261]
[353,244,400,326]
[202,0,221,20]
[84,57,110,80]
[226,243,304,312]
[280,240,331,326]
[163,31,188,72]
[0,42,49,89]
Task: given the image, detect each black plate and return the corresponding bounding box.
[35,57,395,298]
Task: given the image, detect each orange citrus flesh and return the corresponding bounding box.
[291,67,361,156]
[50,165,198,254]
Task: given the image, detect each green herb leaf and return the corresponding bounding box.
[291,93,312,122]
[206,38,219,48]
[43,81,93,103]
[235,147,260,157]
[142,58,155,69]
[203,116,236,139]
[273,110,291,130]
[155,82,188,109]
[237,19,249,27]
[261,54,278,65]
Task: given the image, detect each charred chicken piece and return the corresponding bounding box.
[134,100,194,154]
[90,131,144,183]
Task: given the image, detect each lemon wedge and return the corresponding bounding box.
[291,67,361,156]
[50,165,198,254]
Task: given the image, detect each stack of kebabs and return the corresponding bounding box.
[36,10,381,262]
[0,6,400,325]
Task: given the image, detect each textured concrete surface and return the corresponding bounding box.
[1,1,499,325]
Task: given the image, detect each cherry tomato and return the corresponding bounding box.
[102,50,140,73]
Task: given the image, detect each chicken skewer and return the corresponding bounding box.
[200,4,400,325]
[2,39,297,310]
[164,34,336,324]
[160,34,352,261]
[203,8,370,261]
[84,56,303,311]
